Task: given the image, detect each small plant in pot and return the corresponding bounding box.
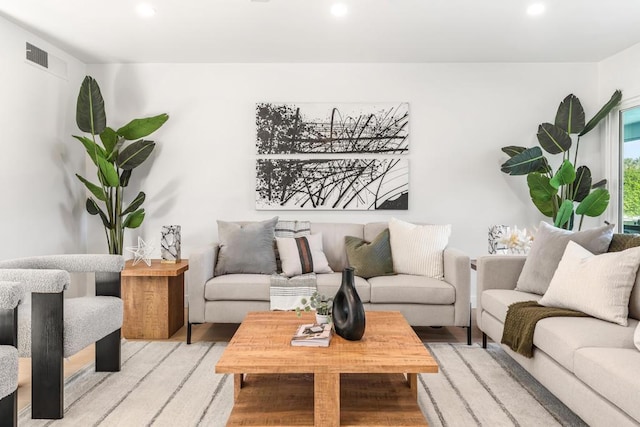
[296,292,333,324]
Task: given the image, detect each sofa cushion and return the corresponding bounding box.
[0,345,18,400]
[204,274,271,301]
[345,228,394,279]
[215,217,278,275]
[311,223,364,272]
[532,317,638,372]
[539,242,640,326]
[388,217,451,279]
[276,233,332,277]
[515,221,614,295]
[315,272,371,303]
[574,347,640,422]
[481,289,541,323]
[368,274,455,305]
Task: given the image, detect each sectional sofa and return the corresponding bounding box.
[188,221,471,343]
[477,253,640,426]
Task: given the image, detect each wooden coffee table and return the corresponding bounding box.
[216,311,438,426]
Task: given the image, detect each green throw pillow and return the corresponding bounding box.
[345,229,394,279]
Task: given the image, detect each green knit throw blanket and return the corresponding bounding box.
[501,301,588,358]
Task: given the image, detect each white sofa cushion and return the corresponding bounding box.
[0,345,18,400]
[368,274,455,304]
[481,289,541,323]
[205,274,271,302]
[533,317,638,372]
[539,242,640,326]
[388,217,451,279]
[574,347,640,422]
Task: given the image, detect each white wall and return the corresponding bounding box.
[86,62,600,268]
[0,16,87,260]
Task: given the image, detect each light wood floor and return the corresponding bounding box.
[17,309,484,411]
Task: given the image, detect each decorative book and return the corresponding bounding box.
[291,323,332,347]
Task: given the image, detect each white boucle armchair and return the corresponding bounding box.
[0,255,124,420]
[0,281,22,427]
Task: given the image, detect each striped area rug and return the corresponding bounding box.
[18,341,586,426]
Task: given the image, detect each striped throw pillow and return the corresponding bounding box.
[276,233,333,277]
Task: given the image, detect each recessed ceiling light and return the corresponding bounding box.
[136,3,157,18]
[331,3,348,18]
[527,3,545,16]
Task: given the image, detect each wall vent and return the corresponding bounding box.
[25,42,68,80]
[26,42,48,68]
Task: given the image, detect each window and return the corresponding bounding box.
[621,106,640,233]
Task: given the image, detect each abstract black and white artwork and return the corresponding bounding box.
[256,158,408,210]
[255,102,409,210]
[256,103,409,155]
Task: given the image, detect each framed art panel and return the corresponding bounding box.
[256,158,408,210]
[256,102,409,155]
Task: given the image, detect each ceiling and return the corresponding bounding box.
[1,0,640,64]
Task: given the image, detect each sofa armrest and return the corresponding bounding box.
[0,254,124,273]
[443,248,471,327]
[0,282,24,310]
[0,269,69,293]
[476,255,526,328]
[187,244,219,323]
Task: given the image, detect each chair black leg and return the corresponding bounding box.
[31,292,64,419]
[187,322,192,344]
[467,326,472,345]
[482,332,487,349]
[0,391,17,427]
[96,329,121,372]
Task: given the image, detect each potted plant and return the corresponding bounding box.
[73,76,169,254]
[500,91,621,230]
[296,292,333,324]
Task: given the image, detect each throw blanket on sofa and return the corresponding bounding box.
[270,272,317,310]
[501,301,588,358]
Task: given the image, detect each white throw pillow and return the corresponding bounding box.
[539,241,640,326]
[635,322,640,351]
[388,217,451,279]
[276,233,333,277]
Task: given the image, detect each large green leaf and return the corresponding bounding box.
[528,173,557,217]
[73,135,106,166]
[97,155,120,187]
[501,146,527,157]
[85,198,111,229]
[537,123,572,154]
[550,160,576,190]
[76,174,106,201]
[120,169,132,187]
[100,127,118,155]
[117,114,169,140]
[576,188,610,217]
[76,76,106,135]
[117,140,156,170]
[554,199,575,228]
[123,209,145,229]
[121,192,146,215]
[579,90,622,136]
[500,147,546,175]
[555,94,585,134]
[572,166,592,202]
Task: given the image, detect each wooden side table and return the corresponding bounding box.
[121,259,189,339]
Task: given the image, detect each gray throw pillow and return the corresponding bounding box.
[515,221,615,295]
[215,217,278,275]
[345,228,394,279]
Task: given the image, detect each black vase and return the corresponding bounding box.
[332,267,366,341]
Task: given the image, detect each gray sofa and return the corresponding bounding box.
[189,222,471,343]
[477,255,640,426]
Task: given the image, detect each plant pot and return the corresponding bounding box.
[315,313,331,325]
